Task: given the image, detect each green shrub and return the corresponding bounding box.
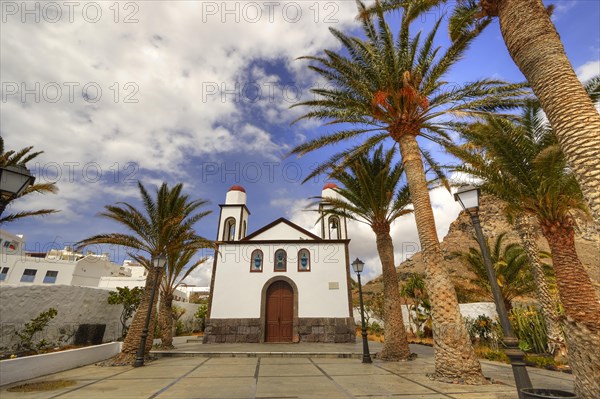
[510,306,548,354]
[107,287,144,340]
[175,320,185,336]
[14,308,58,353]
[467,315,496,342]
[474,345,509,363]
[525,354,558,370]
[369,321,383,335]
[194,303,208,332]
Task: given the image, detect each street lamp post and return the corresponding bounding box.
[454,186,532,399]
[133,254,167,367]
[0,165,36,218]
[351,257,372,364]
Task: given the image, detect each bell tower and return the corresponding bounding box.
[217,185,250,241]
[319,183,348,240]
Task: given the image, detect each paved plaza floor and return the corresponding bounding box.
[0,343,574,399]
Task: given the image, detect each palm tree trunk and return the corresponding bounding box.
[514,214,565,360]
[398,133,485,383]
[494,0,600,226]
[111,267,162,364]
[541,218,600,398]
[159,291,175,349]
[374,227,412,360]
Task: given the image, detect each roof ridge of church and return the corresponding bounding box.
[241,217,322,241]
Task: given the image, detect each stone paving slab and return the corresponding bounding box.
[0,344,575,399]
[155,376,256,399]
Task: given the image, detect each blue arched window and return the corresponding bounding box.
[298,249,310,272]
[274,249,287,272]
[250,249,263,272]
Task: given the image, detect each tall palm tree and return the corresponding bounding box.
[320,145,413,360]
[371,0,600,226]
[290,2,527,382]
[76,182,211,364]
[447,102,600,397]
[0,137,58,224]
[453,232,539,312]
[474,0,600,227]
[158,247,211,349]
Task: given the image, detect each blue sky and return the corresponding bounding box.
[1,0,598,285]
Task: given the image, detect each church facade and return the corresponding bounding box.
[203,184,356,343]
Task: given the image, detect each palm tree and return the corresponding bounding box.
[158,247,211,349]
[290,2,527,382]
[513,212,565,360]
[473,0,600,228]
[447,102,600,397]
[319,145,413,360]
[0,137,58,224]
[453,232,539,312]
[371,0,600,226]
[400,273,431,337]
[76,182,211,364]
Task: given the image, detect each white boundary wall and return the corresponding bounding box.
[353,302,498,328]
[0,342,122,386]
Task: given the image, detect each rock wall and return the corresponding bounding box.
[0,285,123,352]
[363,194,600,299]
[0,285,202,352]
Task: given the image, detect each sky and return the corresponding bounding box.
[1,0,599,286]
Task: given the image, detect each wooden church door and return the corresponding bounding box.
[265,281,294,342]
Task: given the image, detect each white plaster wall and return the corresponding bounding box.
[226,190,246,204]
[0,285,123,351]
[173,301,201,326]
[97,276,146,289]
[0,254,76,285]
[249,223,314,240]
[352,302,498,329]
[0,229,25,255]
[459,302,498,320]
[0,342,122,386]
[71,256,122,287]
[210,242,350,319]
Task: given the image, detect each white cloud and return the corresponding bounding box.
[1,1,359,228]
[576,60,600,82]
[550,0,578,21]
[181,256,214,287]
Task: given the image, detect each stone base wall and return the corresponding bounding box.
[203,317,356,344]
[297,317,355,343]
[203,319,262,343]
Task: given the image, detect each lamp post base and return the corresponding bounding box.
[361,328,372,364]
[132,357,145,368]
[504,337,532,398]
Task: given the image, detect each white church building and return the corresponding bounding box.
[204,184,356,343]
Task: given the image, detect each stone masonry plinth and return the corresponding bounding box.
[203,318,356,343]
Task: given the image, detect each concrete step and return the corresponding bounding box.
[150,350,362,358]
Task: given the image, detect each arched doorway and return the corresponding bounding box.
[265,280,294,342]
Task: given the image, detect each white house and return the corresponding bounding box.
[0,230,126,286]
[204,184,355,343]
[178,284,210,301]
[0,231,189,301]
